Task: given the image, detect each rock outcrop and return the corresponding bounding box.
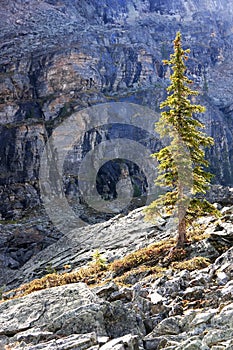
[0,206,232,350]
[2,207,168,289]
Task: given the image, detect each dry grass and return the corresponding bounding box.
[3,265,107,301]
[171,256,211,271]
[1,226,212,302]
[187,222,211,242]
[109,238,176,275]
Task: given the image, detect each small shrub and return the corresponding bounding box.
[45,263,57,275]
[90,250,107,270]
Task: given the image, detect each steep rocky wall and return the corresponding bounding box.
[0,0,233,222]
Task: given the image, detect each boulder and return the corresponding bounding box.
[0,283,146,349]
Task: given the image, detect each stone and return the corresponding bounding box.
[99,334,139,350]
[177,337,209,350]
[148,291,166,304]
[94,282,119,300]
[98,336,110,345]
[211,303,233,328]
[11,333,98,350]
[151,316,182,336]
[179,339,206,350]
[190,310,217,327]
[0,283,101,335]
[221,280,233,297]
[216,271,230,285]
[0,282,146,343]
[108,287,133,302]
[180,310,198,328]
[209,221,233,248]
[182,286,205,301]
[143,334,184,350]
[0,335,9,348]
[209,247,233,278]
[12,328,54,345]
[203,329,233,347]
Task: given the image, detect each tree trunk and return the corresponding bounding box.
[177,178,187,247]
[177,215,187,247]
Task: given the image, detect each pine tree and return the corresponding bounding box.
[145,31,219,247]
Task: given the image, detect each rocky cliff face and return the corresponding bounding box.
[0,1,233,204]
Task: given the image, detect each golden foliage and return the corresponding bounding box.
[4,265,106,301]
[1,230,215,302]
[109,239,176,275]
[171,256,211,271]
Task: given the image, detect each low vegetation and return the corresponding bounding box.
[171,256,211,271]
[1,222,215,302]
